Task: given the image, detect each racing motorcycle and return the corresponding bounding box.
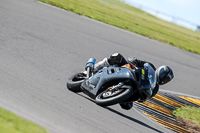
[67,58,157,106]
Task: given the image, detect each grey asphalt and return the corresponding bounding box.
[0,0,200,133]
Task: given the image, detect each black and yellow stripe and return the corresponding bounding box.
[143,112,189,133]
[178,96,200,106]
[133,92,200,133]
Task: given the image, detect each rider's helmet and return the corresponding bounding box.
[156,65,174,85]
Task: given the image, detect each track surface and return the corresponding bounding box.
[0,0,200,133]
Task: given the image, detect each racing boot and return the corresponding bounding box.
[119,102,133,110]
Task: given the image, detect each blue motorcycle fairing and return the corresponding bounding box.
[81,67,136,99]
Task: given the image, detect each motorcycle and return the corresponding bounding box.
[67,58,157,106]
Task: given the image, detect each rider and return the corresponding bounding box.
[92,53,174,110]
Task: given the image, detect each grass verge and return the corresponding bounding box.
[173,106,200,132]
[0,107,48,133]
[173,106,200,127]
[38,0,200,54]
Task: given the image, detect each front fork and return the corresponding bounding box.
[108,79,132,92]
[108,82,125,92]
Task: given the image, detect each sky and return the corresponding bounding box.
[122,0,200,30]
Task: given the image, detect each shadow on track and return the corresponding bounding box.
[105,106,163,133]
[77,93,163,133]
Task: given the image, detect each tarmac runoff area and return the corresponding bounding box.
[133,91,200,133]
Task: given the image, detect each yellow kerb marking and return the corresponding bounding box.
[154,94,183,108]
[138,101,173,117]
[178,96,200,106]
[142,112,189,133]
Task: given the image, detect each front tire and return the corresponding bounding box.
[95,85,133,106]
[67,72,86,92]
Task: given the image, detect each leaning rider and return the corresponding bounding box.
[93,53,174,110]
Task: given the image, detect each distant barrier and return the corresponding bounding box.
[121,1,200,31]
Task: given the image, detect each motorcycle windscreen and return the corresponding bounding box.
[144,63,157,89]
[139,63,157,99]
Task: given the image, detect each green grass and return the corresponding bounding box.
[39,0,200,54]
[0,107,48,133]
[173,106,200,127]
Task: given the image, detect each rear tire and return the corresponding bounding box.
[95,85,133,106]
[67,72,86,93]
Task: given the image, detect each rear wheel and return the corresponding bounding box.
[67,72,86,92]
[95,85,133,106]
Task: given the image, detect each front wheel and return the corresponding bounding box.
[67,72,87,92]
[95,85,133,106]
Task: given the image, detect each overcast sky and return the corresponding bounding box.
[122,0,200,30]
